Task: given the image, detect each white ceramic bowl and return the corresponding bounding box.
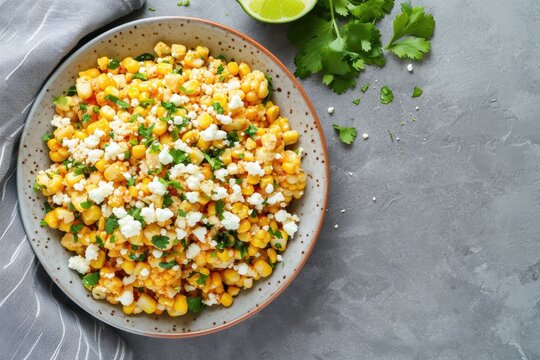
[17,17,329,337]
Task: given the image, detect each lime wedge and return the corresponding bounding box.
[237,0,318,24]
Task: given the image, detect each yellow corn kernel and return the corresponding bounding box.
[104,85,119,97]
[241,184,254,196]
[245,138,257,150]
[127,86,140,99]
[159,133,173,145]
[182,129,199,144]
[47,138,61,151]
[238,63,251,78]
[96,73,111,89]
[227,62,239,76]
[265,105,280,122]
[121,260,135,275]
[259,175,273,190]
[82,205,101,225]
[137,293,157,314]
[86,119,110,134]
[196,138,211,151]
[43,210,58,228]
[153,120,168,136]
[104,162,125,182]
[282,162,296,175]
[44,175,64,195]
[90,250,106,269]
[217,250,231,263]
[267,248,278,264]
[94,159,107,172]
[79,68,100,79]
[122,57,140,73]
[154,41,171,57]
[132,144,146,159]
[76,78,93,100]
[261,133,277,150]
[97,56,109,71]
[182,79,200,95]
[211,272,222,288]
[283,130,299,145]
[123,302,137,315]
[65,172,84,187]
[220,293,233,307]
[189,148,204,165]
[197,112,213,130]
[246,174,260,185]
[238,219,251,234]
[49,150,68,163]
[156,62,173,75]
[171,44,187,59]
[254,260,273,277]
[172,294,188,315]
[223,269,240,284]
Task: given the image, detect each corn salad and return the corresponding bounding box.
[34,42,306,316]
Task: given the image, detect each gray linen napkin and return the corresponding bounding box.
[0,1,145,359]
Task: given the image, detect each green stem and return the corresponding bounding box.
[328,0,341,39]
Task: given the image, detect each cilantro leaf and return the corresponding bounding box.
[159,260,177,269]
[333,124,357,145]
[129,249,149,262]
[187,296,203,313]
[42,133,53,142]
[133,72,147,81]
[380,85,394,104]
[245,124,258,139]
[352,98,361,105]
[360,83,370,92]
[104,216,119,234]
[385,3,435,60]
[104,94,129,109]
[66,85,77,96]
[82,272,100,287]
[135,53,154,61]
[215,199,225,220]
[151,235,170,249]
[203,153,223,170]
[108,59,120,70]
[169,149,189,164]
[412,86,423,98]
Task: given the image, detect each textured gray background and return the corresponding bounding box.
[16,0,540,358]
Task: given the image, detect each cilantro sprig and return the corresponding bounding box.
[333,124,357,145]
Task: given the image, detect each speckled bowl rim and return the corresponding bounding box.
[17,16,330,338]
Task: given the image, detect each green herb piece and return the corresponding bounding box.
[139,99,155,108]
[80,200,93,209]
[216,55,227,61]
[203,153,223,170]
[385,3,435,60]
[104,94,130,109]
[66,85,77,96]
[180,239,188,249]
[82,272,100,287]
[177,0,190,6]
[361,83,370,93]
[129,249,149,262]
[148,7,156,11]
[161,101,178,114]
[211,102,224,114]
[400,121,406,126]
[135,53,155,61]
[126,177,136,187]
[245,124,258,139]
[81,114,91,123]
[412,86,423,98]
[352,98,361,105]
[215,199,224,220]
[79,103,88,111]
[380,85,394,104]
[387,129,394,142]
[42,133,53,142]
[53,96,68,107]
[138,123,155,140]
[159,260,177,269]
[152,235,170,250]
[133,72,147,81]
[163,194,173,207]
[104,216,119,234]
[127,207,146,227]
[216,64,224,74]
[169,149,189,165]
[250,209,258,218]
[332,124,357,145]
[187,296,203,313]
[274,242,283,250]
[44,201,53,213]
[158,177,184,190]
[92,106,100,114]
[263,73,273,104]
[268,227,283,239]
[178,209,187,217]
[70,223,84,241]
[226,130,239,145]
[95,235,104,247]
[150,142,160,153]
[179,86,194,95]
[107,58,120,70]
[40,220,48,227]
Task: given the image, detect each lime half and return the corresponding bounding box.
[237,0,318,24]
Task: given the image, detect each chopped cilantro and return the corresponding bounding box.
[159,260,177,269]
[135,53,154,61]
[104,216,119,234]
[178,209,187,217]
[161,101,178,114]
[333,124,357,145]
[211,102,224,114]
[133,72,147,81]
[203,153,223,170]
[44,201,53,213]
[216,64,224,74]
[70,223,83,241]
[151,235,170,249]
[187,295,203,313]
[42,133,53,142]
[40,220,48,227]
[245,124,258,139]
[53,96,68,107]
[215,199,224,220]
[158,177,184,190]
[138,123,155,140]
[179,86,194,95]
[412,86,423,98]
[82,272,100,287]
[79,103,88,111]
[352,98,361,105]
[139,99,155,108]
[92,106,100,114]
[263,73,273,104]
[129,249,149,262]
[227,130,239,145]
[95,235,104,247]
[126,176,136,187]
[107,58,120,70]
[169,149,189,164]
[66,85,77,96]
[163,194,173,207]
[380,85,394,104]
[80,200,92,209]
[104,94,130,109]
[361,83,370,93]
[81,113,91,123]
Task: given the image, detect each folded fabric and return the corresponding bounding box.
[0,1,145,359]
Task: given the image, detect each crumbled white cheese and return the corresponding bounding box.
[186,211,202,227]
[228,94,244,110]
[267,192,285,205]
[243,161,265,176]
[221,211,240,230]
[283,221,298,237]
[200,124,227,141]
[407,64,413,72]
[214,168,228,182]
[140,268,150,277]
[88,181,114,204]
[86,149,104,164]
[140,204,156,224]
[215,114,232,125]
[264,184,274,194]
[186,243,201,259]
[247,192,264,207]
[227,162,238,175]
[85,244,99,262]
[237,263,249,276]
[175,228,187,240]
[73,179,86,191]
[118,215,142,238]
[152,249,163,258]
[112,207,127,219]
[202,293,218,306]
[116,288,134,306]
[327,107,335,114]
[158,146,173,165]
[52,193,65,205]
[186,175,201,190]
[104,141,122,161]
[68,255,90,274]
[192,227,208,242]
[148,177,167,196]
[169,93,189,106]
[51,115,71,128]
[185,191,200,203]
[155,208,174,222]
[211,186,228,201]
[362,133,369,140]
[276,255,283,262]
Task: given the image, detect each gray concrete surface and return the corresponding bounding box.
[113,0,540,358]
